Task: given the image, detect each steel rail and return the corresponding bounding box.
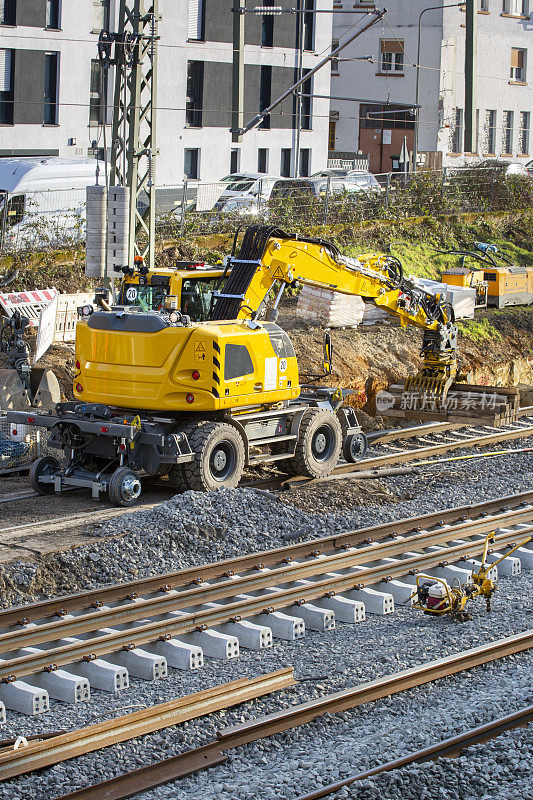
[1,510,530,654]
[1,490,531,630]
[0,668,294,781]
[217,631,533,748]
[0,526,529,681]
[325,420,533,475]
[296,705,533,800]
[255,415,533,491]
[49,633,533,800]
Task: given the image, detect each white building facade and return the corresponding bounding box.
[0,0,333,184]
[330,0,532,172]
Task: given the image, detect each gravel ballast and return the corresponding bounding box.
[0,441,530,799]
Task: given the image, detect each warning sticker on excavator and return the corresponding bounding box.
[194,342,207,362]
[271,267,285,281]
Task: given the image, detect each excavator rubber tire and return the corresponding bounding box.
[291,408,342,479]
[168,420,208,492]
[29,456,60,495]
[108,466,142,507]
[184,421,245,491]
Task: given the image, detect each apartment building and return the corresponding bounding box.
[0,0,332,184]
[330,0,532,172]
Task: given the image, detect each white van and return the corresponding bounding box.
[0,157,100,252]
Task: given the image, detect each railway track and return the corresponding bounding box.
[37,634,533,800]
[0,493,531,717]
[296,703,533,800]
[0,411,531,548]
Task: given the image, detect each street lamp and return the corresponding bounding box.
[413,2,464,171]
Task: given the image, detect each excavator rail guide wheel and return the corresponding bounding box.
[29,456,60,495]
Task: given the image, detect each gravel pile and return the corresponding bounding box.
[331,726,532,800]
[0,439,530,798]
[1,439,531,608]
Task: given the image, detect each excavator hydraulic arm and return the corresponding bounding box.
[212,226,458,412]
[209,225,518,421]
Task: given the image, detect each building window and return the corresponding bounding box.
[184,148,199,179]
[0,49,13,124]
[452,108,463,153]
[89,59,107,126]
[380,40,404,73]
[280,148,291,177]
[328,119,336,150]
[188,0,205,41]
[262,0,274,47]
[519,111,530,154]
[230,148,240,173]
[486,109,497,153]
[503,0,528,15]
[510,48,526,82]
[257,148,268,172]
[1,0,16,25]
[185,61,204,128]
[43,52,59,125]
[93,0,110,32]
[503,110,514,153]
[299,148,310,177]
[301,70,312,130]
[331,39,339,72]
[46,0,61,29]
[479,0,489,9]
[518,111,531,156]
[303,0,314,52]
[259,65,272,130]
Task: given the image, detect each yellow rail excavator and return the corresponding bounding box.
[411,532,532,621]
[7,225,517,506]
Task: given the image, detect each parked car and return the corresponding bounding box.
[474,159,531,178]
[310,170,381,194]
[213,173,278,210]
[310,172,382,199]
[525,159,533,176]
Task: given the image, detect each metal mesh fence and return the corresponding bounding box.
[0,414,51,474]
[1,166,531,255]
[0,188,87,254]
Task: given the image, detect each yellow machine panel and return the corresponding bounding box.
[74,313,299,412]
[441,267,488,308]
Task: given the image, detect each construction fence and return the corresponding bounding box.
[1,166,531,256]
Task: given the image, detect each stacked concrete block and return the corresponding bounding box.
[361,304,401,326]
[296,285,365,328]
[445,286,476,319]
[413,277,476,319]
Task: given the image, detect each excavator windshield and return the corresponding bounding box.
[120,274,220,321]
[180,276,219,321]
[120,283,167,311]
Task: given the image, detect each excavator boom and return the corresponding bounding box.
[209,226,462,415]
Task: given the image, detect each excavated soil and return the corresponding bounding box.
[2,302,531,409]
[278,301,533,413]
